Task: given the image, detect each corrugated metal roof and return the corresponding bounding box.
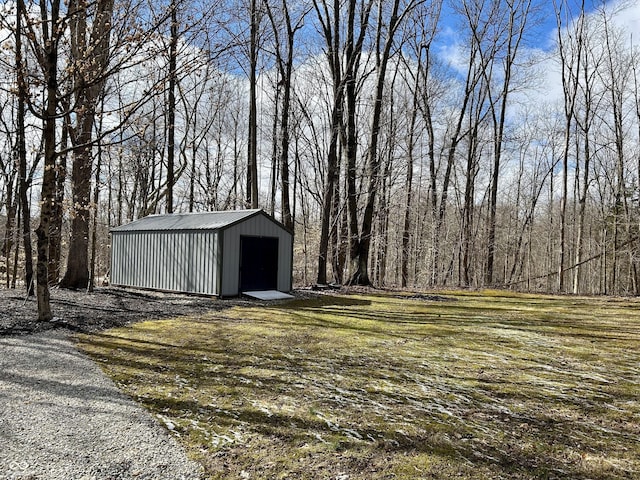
[111,209,263,232]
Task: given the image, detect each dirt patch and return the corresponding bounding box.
[0,287,313,336]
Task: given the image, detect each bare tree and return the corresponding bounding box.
[245,0,261,208]
[166,0,179,213]
[0,103,18,288]
[485,0,534,286]
[264,0,309,231]
[312,0,373,284]
[349,0,423,285]
[15,0,34,294]
[428,0,490,286]
[59,0,115,289]
[554,0,585,292]
[399,0,441,287]
[30,0,64,320]
[598,3,637,293]
[572,14,603,293]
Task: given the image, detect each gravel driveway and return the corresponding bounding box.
[0,331,203,480]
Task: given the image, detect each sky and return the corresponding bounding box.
[434,0,640,106]
[438,0,640,50]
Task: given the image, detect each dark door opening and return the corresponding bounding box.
[240,236,279,292]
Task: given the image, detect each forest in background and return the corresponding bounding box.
[1,0,640,320]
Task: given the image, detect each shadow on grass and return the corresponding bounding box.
[133,383,624,479]
[78,292,640,479]
[274,294,640,343]
[83,332,638,479]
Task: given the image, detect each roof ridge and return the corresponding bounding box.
[110,209,266,232]
[149,208,261,216]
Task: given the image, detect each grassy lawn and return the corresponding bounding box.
[77,291,640,479]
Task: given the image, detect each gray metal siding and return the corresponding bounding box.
[221,214,293,296]
[111,230,219,295]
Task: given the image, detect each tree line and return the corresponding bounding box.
[0,0,639,320]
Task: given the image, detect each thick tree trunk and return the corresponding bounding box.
[344,0,365,282]
[60,0,114,289]
[348,2,400,286]
[60,113,94,289]
[35,0,61,321]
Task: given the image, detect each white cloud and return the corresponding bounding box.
[520,0,640,112]
[610,0,640,44]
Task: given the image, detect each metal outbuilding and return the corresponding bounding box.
[110,209,293,297]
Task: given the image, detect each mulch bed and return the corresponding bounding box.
[0,287,263,336]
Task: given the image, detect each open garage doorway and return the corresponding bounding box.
[239,236,279,292]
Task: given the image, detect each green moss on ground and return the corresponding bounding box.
[77,291,640,479]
